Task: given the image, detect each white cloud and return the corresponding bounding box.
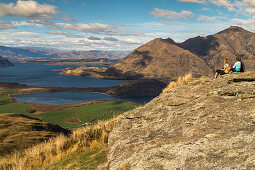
[198,15,218,22]
[209,0,236,11]
[0,0,57,19]
[0,21,15,30]
[232,17,255,31]
[178,0,206,4]
[151,8,194,19]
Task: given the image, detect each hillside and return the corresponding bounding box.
[179,26,255,71]
[61,26,255,81]
[0,56,13,67]
[0,113,70,155]
[106,38,213,80]
[107,72,255,169]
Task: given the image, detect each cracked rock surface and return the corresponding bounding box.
[108,72,255,169]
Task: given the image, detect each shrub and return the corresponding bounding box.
[162,73,193,93]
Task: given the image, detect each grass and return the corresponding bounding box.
[0,115,122,170]
[162,73,193,93]
[35,100,138,129]
[0,95,32,114]
[0,93,138,129]
[42,146,108,169]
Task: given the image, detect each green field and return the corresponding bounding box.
[0,95,138,129]
[0,96,32,114]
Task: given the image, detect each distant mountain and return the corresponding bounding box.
[179,26,255,71]
[0,46,129,61]
[101,26,255,80]
[105,38,213,80]
[0,56,14,67]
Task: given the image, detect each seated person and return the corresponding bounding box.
[231,57,243,72]
[214,58,231,78]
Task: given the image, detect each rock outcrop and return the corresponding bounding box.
[0,113,70,155]
[108,72,255,169]
[0,56,13,67]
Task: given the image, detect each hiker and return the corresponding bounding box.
[214,58,231,78]
[230,57,244,73]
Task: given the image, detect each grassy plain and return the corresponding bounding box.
[0,94,138,129]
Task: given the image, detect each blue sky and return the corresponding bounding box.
[0,0,254,51]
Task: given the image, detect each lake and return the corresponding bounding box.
[0,63,152,104]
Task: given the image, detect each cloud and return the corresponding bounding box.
[209,0,236,12]
[88,36,101,40]
[178,0,206,4]
[231,17,255,31]
[0,0,57,19]
[104,37,118,41]
[151,8,194,19]
[198,15,218,22]
[0,21,15,30]
[82,2,87,6]
[27,20,143,36]
[161,20,187,25]
[47,31,83,38]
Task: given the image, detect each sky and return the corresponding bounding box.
[0,0,254,51]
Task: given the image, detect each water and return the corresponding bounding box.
[0,62,124,88]
[14,92,153,105]
[0,63,152,104]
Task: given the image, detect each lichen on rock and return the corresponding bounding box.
[107,72,255,169]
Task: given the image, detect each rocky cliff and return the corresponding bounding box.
[0,56,14,66]
[108,72,255,169]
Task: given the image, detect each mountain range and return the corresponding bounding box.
[0,46,129,62]
[0,56,14,67]
[103,26,255,81]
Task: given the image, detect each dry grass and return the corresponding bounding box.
[162,73,193,93]
[0,115,122,170]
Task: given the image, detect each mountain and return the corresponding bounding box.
[0,56,14,66]
[107,71,255,169]
[179,26,255,71]
[105,38,213,81]
[101,26,255,80]
[0,46,129,61]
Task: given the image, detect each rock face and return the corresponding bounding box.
[0,113,70,155]
[0,56,14,66]
[108,72,255,169]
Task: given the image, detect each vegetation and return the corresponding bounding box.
[0,115,122,170]
[162,73,193,93]
[0,93,138,129]
[35,100,137,129]
[0,95,32,114]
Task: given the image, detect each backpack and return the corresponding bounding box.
[240,62,245,72]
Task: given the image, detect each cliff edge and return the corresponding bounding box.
[108,72,255,169]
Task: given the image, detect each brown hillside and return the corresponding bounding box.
[106,38,213,80]
[108,72,255,169]
[179,26,255,70]
[0,113,70,155]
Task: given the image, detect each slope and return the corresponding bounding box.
[108,72,255,169]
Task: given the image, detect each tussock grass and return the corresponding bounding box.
[0,115,122,170]
[162,73,193,93]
